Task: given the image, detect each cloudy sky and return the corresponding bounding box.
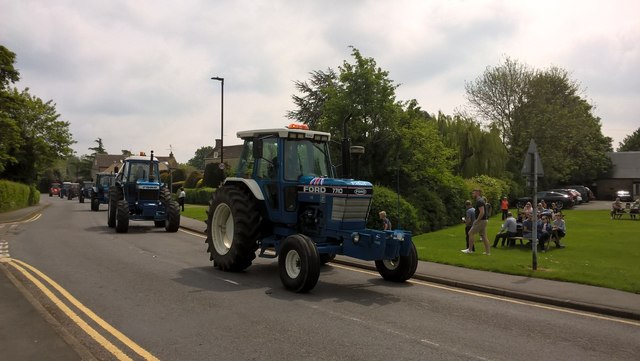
[2,0,638,163]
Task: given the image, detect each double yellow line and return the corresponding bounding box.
[5,258,159,361]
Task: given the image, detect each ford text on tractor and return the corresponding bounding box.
[205,124,418,292]
[91,172,115,211]
[108,151,180,233]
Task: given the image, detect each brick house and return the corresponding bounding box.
[596,151,640,201]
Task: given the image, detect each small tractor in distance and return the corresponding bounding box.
[90,172,115,211]
[108,151,180,233]
[206,124,418,293]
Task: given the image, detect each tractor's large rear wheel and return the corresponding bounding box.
[107,187,122,228]
[115,200,129,233]
[278,234,320,293]
[375,242,418,282]
[162,188,180,232]
[205,185,259,272]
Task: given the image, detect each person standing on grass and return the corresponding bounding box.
[463,200,476,252]
[462,189,490,255]
[178,187,186,212]
[500,196,509,220]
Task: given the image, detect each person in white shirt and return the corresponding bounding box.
[178,187,186,211]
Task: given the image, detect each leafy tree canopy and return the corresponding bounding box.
[617,127,640,151]
[187,146,214,169]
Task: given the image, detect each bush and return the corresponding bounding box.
[464,175,510,213]
[171,181,185,194]
[184,171,203,189]
[29,184,40,206]
[0,180,33,212]
[203,163,224,188]
[368,185,420,234]
[172,168,187,182]
[185,187,215,205]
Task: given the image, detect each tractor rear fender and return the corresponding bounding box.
[223,178,265,201]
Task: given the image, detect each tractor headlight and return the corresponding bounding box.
[393,231,405,241]
[351,232,360,244]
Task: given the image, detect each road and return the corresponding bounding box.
[2,198,639,361]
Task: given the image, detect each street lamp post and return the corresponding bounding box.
[211,76,224,166]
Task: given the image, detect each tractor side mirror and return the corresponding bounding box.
[253,139,263,160]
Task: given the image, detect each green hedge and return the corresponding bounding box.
[0,180,39,212]
[185,187,215,205]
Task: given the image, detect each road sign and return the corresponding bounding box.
[521,139,544,177]
[218,163,225,170]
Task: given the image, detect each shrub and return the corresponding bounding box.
[29,184,40,206]
[171,181,185,194]
[0,180,32,212]
[203,163,224,188]
[195,178,204,188]
[368,185,420,234]
[185,187,215,205]
[184,171,203,189]
[465,175,510,213]
[172,168,187,182]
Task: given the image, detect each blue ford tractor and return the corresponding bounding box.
[90,172,115,211]
[108,151,180,233]
[205,125,418,292]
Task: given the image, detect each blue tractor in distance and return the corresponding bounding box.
[90,172,115,211]
[205,124,418,292]
[108,151,180,233]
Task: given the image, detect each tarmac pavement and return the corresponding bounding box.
[1,199,638,359]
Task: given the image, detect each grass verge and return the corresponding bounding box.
[413,209,640,293]
[182,204,208,222]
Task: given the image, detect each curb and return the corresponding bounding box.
[0,203,50,224]
[331,258,640,322]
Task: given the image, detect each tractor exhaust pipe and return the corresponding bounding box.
[149,150,155,181]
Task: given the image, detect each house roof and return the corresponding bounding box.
[94,153,179,170]
[608,151,640,178]
[205,143,244,160]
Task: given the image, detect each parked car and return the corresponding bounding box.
[49,182,61,197]
[566,185,591,203]
[516,191,573,210]
[550,189,581,205]
[615,190,634,202]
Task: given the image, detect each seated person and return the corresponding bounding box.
[551,213,566,248]
[538,215,553,251]
[492,212,518,247]
[611,197,624,219]
[630,199,639,220]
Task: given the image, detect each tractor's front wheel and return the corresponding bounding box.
[375,242,418,282]
[91,197,100,212]
[278,234,320,293]
[162,188,180,232]
[115,200,129,233]
[107,187,121,228]
[205,185,259,272]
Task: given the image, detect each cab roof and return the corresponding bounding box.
[124,156,159,162]
[237,128,331,141]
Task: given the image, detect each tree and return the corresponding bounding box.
[187,146,214,169]
[465,56,532,147]
[0,45,20,90]
[121,149,132,156]
[88,138,107,155]
[511,67,612,187]
[0,45,21,173]
[466,58,612,188]
[618,127,640,151]
[0,88,75,183]
[288,48,467,233]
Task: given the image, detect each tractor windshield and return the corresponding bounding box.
[284,139,332,181]
[127,161,159,183]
